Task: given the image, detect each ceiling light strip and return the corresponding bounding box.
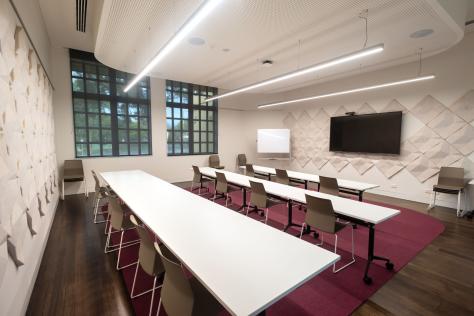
[204,43,384,103]
[124,0,222,92]
[257,75,435,109]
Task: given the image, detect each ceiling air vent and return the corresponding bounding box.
[76,0,88,33]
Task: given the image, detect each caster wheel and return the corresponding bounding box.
[363,276,372,285]
[313,232,319,239]
[386,262,394,271]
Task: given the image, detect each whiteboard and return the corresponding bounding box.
[257,129,291,153]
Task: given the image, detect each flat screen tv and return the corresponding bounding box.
[329,111,402,154]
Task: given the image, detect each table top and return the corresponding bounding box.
[202,167,399,225]
[101,170,339,316]
[239,165,378,192]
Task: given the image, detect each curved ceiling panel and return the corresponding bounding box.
[94,0,468,93]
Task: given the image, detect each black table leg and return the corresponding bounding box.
[283,200,303,232]
[304,180,308,190]
[363,224,394,285]
[237,187,247,212]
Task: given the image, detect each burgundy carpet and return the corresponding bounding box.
[102,186,444,316]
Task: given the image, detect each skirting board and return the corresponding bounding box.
[18,195,59,316]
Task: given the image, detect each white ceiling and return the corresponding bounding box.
[40,0,470,94]
[39,0,103,51]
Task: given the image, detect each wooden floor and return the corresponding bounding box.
[27,186,474,316]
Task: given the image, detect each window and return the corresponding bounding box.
[166,80,218,156]
[70,50,151,157]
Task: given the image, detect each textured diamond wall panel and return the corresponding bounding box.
[450,90,474,123]
[284,92,474,183]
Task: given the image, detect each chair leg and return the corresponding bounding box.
[457,190,461,217]
[225,193,230,207]
[156,298,162,316]
[299,223,306,238]
[246,205,251,216]
[104,224,112,253]
[131,265,162,299]
[84,179,88,198]
[427,191,437,210]
[149,276,158,316]
[264,208,269,224]
[333,225,356,273]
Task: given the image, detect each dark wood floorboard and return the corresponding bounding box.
[27,185,474,316]
[26,194,134,316]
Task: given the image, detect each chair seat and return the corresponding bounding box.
[214,166,225,169]
[190,277,222,316]
[267,198,285,208]
[433,184,463,194]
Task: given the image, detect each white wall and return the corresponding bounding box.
[0,1,58,315]
[241,32,474,210]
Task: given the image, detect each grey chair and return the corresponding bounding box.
[129,215,164,316]
[91,170,113,224]
[429,167,466,216]
[153,242,222,316]
[301,194,355,273]
[62,159,87,200]
[237,154,247,167]
[191,166,213,195]
[246,180,284,224]
[275,169,304,209]
[319,176,340,196]
[209,154,224,169]
[104,195,140,270]
[212,172,241,207]
[245,164,266,179]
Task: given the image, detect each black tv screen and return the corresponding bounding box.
[329,111,402,154]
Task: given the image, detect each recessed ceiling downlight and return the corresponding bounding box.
[410,29,434,38]
[189,37,206,45]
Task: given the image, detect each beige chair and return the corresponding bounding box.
[62,159,87,200]
[153,242,222,316]
[209,154,224,169]
[104,195,140,270]
[212,172,240,207]
[191,166,213,195]
[91,170,112,224]
[245,164,266,179]
[429,167,466,217]
[237,154,247,167]
[129,215,164,316]
[319,176,340,196]
[246,180,283,224]
[300,194,355,273]
[275,169,303,209]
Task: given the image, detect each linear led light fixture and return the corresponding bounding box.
[124,0,222,92]
[257,75,435,109]
[204,43,384,103]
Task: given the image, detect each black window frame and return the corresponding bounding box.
[166,80,218,156]
[70,49,152,158]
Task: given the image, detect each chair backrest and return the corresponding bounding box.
[305,194,337,234]
[245,164,255,177]
[237,154,247,167]
[319,176,339,196]
[215,172,228,194]
[192,165,201,183]
[64,159,84,180]
[249,180,268,209]
[91,170,101,194]
[108,195,124,230]
[209,155,220,168]
[438,167,464,188]
[130,215,164,277]
[275,169,290,185]
[154,242,194,316]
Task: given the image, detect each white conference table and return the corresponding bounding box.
[200,167,400,284]
[101,170,339,316]
[240,165,378,201]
